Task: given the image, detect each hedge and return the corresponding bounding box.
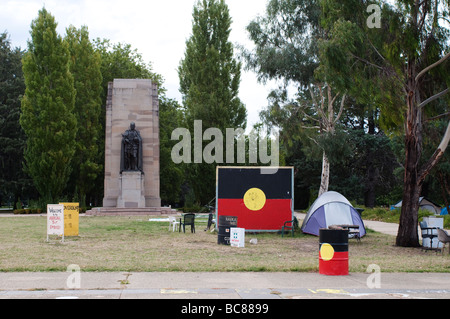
[13,209,43,215]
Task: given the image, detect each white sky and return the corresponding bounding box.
[0,0,281,130]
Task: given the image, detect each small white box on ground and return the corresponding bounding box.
[230,228,245,248]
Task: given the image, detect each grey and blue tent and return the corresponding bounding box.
[301,191,366,237]
[391,197,442,215]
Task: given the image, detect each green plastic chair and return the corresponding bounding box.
[282,220,295,237]
[180,214,196,233]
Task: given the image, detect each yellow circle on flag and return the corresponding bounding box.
[320,243,335,261]
[243,188,266,211]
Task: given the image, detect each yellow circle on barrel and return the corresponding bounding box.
[320,243,335,261]
[243,188,266,211]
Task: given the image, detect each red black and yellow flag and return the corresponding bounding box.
[216,167,294,231]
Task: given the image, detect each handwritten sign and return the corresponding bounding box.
[60,203,79,237]
[47,204,64,241]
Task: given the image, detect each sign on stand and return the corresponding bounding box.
[60,203,79,237]
[230,228,245,248]
[47,204,64,243]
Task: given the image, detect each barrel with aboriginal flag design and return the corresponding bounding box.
[216,167,294,232]
[319,229,349,276]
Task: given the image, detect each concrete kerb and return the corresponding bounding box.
[1,272,450,299]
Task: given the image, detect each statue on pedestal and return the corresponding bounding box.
[120,122,143,173]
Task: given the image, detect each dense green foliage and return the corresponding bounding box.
[159,97,184,205]
[20,8,77,205]
[0,32,33,208]
[1,3,448,225]
[178,0,247,204]
[65,25,103,207]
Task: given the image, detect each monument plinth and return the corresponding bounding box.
[88,79,171,216]
[117,171,145,208]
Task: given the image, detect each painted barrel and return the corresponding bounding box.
[218,216,238,245]
[319,228,349,276]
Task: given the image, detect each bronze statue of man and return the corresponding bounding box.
[120,122,143,173]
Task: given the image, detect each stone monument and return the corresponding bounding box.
[117,122,145,208]
[90,79,166,215]
[120,122,143,173]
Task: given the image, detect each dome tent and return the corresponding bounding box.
[301,191,366,237]
[392,197,442,215]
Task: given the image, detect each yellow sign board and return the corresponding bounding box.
[60,203,79,237]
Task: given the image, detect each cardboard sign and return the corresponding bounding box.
[230,228,245,248]
[60,203,79,237]
[47,204,64,240]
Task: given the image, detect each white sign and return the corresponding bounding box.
[230,228,245,248]
[47,204,64,241]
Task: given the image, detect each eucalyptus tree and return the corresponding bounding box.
[243,0,348,196]
[319,0,450,247]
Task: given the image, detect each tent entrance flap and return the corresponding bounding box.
[325,203,353,226]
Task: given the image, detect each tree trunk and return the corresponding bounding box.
[364,164,377,208]
[396,156,421,247]
[396,72,422,247]
[397,93,450,246]
[319,151,330,197]
[396,128,422,247]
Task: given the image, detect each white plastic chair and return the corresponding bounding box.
[168,216,180,232]
[437,228,450,255]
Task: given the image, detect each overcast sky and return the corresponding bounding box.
[0,0,282,130]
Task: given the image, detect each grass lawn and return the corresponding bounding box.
[0,215,449,273]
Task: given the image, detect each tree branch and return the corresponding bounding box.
[418,120,450,186]
[308,85,319,110]
[330,91,339,108]
[308,136,319,146]
[417,0,429,32]
[439,16,450,25]
[350,52,384,70]
[425,111,450,122]
[300,125,321,130]
[334,93,347,124]
[312,85,327,124]
[299,108,321,123]
[419,88,449,108]
[416,52,450,83]
[368,38,386,62]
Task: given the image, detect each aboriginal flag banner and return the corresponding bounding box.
[216,167,294,231]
